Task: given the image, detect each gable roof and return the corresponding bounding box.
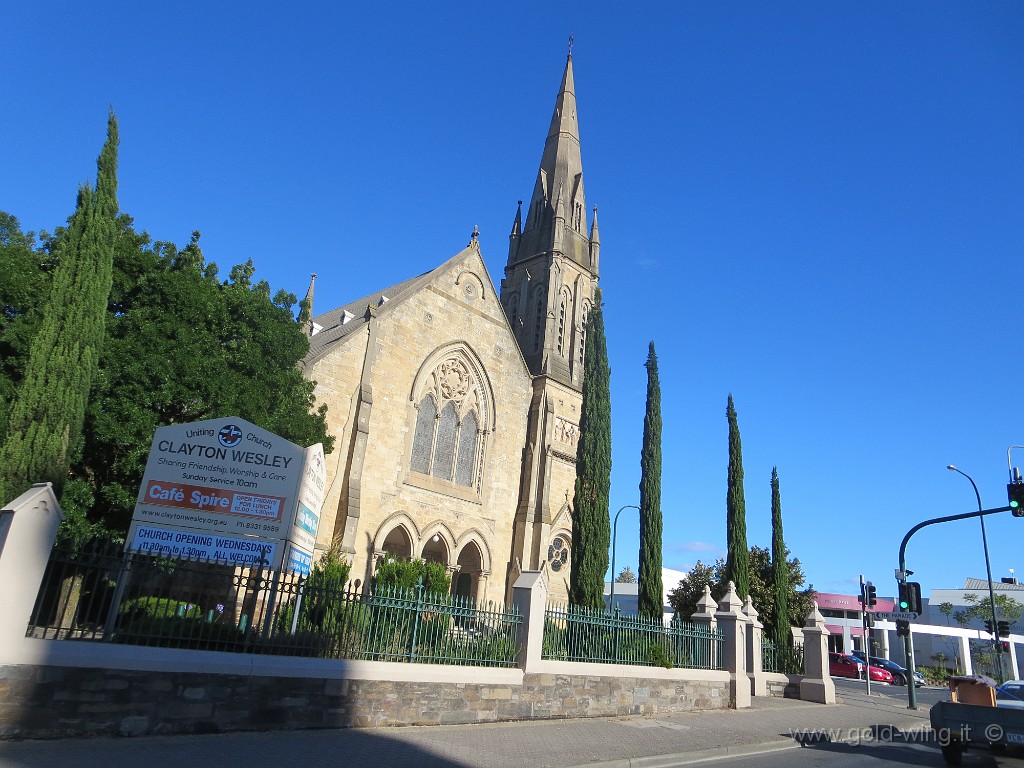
[302,243,497,369]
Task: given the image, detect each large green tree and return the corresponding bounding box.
[724,394,750,598]
[0,214,54,442]
[64,229,333,535]
[667,547,814,631]
[770,466,791,648]
[570,288,612,609]
[638,341,663,619]
[0,112,119,504]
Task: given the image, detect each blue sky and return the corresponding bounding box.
[4,2,1023,602]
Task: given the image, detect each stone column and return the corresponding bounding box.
[716,581,750,709]
[689,585,718,671]
[799,602,836,704]
[511,570,548,673]
[477,569,491,604]
[0,483,63,658]
[744,595,767,697]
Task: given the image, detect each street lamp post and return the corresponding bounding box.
[609,504,640,611]
[947,465,1004,683]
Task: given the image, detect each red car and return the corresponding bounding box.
[829,652,894,683]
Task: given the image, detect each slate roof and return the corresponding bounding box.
[302,244,480,368]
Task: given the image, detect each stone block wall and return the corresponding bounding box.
[0,664,730,739]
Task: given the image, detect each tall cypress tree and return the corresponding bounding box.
[0,111,119,503]
[770,466,791,647]
[724,394,750,599]
[638,341,663,619]
[570,288,612,609]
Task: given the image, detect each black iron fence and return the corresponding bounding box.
[27,543,521,666]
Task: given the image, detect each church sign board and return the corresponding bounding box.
[125,416,323,571]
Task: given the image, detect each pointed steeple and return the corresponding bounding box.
[511,52,594,273]
[299,273,316,335]
[499,48,600,387]
[589,205,600,274]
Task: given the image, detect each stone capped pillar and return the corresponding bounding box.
[744,595,767,697]
[0,483,63,659]
[689,585,719,671]
[799,602,836,704]
[511,570,548,673]
[715,581,750,709]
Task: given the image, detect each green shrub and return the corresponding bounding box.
[114,615,245,650]
[119,596,203,621]
[649,643,673,669]
[275,547,353,635]
[373,557,451,595]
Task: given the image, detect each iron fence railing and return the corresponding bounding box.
[762,638,804,674]
[541,602,724,670]
[26,543,521,667]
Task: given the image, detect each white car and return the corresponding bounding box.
[996,680,1024,709]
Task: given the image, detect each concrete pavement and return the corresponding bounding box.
[0,691,934,768]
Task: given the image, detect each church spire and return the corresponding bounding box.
[507,50,595,275]
[499,48,600,386]
[299,273,316,335]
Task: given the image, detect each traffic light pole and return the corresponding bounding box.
[860,575,870,696]
[897,504,1012,710]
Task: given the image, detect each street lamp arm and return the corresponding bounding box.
[609,504,640,611]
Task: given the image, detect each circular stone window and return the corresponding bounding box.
[547,536,569,572]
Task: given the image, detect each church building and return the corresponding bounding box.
[302,52,601,605]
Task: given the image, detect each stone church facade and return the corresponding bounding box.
[302,53,600,605]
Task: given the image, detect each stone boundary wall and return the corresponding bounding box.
[763,672,801,699]
[0,660,730,739]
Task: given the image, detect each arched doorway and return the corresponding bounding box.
[420,533,449,566]
[381,526,413,559]
[455,541,483,602]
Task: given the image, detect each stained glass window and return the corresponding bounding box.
[410,395,437,474]
[454,410,478,486]
[432,401,458,480]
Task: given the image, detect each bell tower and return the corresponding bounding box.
[501,48,601,599]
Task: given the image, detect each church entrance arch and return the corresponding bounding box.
[381,526,413,559]
[420,534,449,566]
[455,541,484,602]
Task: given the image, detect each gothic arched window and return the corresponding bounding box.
[454,410,478,486]
[533,291,545,353]
[557,294,567,356]
[410,394,437,474]
[409,353,490,491]
[578,305,589,370]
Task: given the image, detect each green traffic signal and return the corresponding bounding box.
[1009,482,1024,517]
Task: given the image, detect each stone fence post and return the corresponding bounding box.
[511,569,548,673]
[0,483,63,659]
[715,581,750,709]
[689,585,718,671]
[743,595,767,697]
[799,602,836,704]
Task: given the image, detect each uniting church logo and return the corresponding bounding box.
[218,424,243,448]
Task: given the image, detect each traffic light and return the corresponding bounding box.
[998,621,1011,638]
[898,582,922,614]
[865,582,877,608]
[1009,482,1024,517]
[1000,641,1011,653]
[985,619,996,635]
[896,620,910,637]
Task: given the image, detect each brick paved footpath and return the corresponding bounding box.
[0,693,933,768]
